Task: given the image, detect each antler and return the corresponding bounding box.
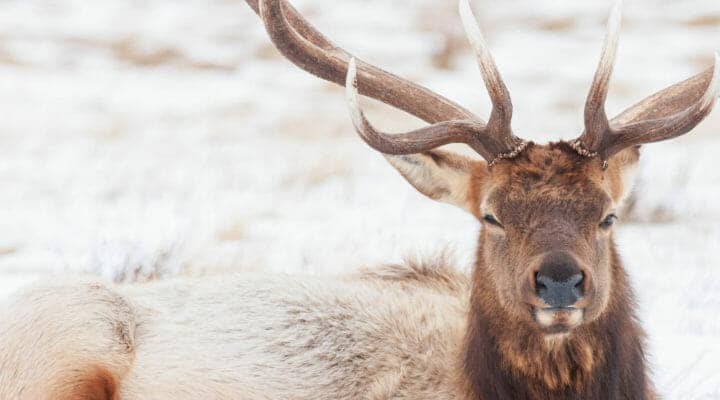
[574,0,720,161]
[248,0,474,123]
[344,0,526,162]
[248,0,527,163]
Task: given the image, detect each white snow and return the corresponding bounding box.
[0,0,718,397]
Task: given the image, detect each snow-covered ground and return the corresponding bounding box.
[0,0,718,397]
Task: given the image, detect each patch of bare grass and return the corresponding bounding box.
[682,15,720,28]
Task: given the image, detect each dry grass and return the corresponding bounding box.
[216,223,245,242]
[682,14,720,28]
[253,43,281,60]
[536,17,576,32]
[283,158,353,187]
[0,247,16,257]
[113,39,235,71]
[64,37,236,71]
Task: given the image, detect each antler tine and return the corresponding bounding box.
[458,0,528,160]
[601,53,720,156]
[611,66,714,125]
[458,0,512,128]
[577,0,623,154]
[253,0,477,124]
[345,58,492,159]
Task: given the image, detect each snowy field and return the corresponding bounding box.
[0,0,718,397]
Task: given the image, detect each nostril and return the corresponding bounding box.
[574,273,585,290]
[534,252,584,307]
[568,273,584,298]
[535,274,554,288]
[534,272,547,295]
[568,273,583,287]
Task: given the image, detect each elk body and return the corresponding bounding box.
[1,1,718,399]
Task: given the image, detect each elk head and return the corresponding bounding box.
[248,0,719,336]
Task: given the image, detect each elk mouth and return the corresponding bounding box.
[533,307,584,334]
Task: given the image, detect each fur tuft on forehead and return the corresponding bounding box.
[493,142,602,182]
[486,141,639,207]
[485,142,611,204]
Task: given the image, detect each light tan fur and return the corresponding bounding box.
[0,281,134,400]
[0,261,469,400]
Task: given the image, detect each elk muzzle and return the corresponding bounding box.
[531,251,587,332]
[535,251,584,308]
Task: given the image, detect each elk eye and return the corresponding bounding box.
[599,214,618,229]
[483,214,502,227]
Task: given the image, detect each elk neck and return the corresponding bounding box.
[461,236,650,400]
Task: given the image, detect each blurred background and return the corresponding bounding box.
[0,0,718,397]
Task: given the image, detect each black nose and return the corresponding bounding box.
[535,252,584,308]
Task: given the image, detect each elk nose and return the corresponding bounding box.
[534,252,584,308]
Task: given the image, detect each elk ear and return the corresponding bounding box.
[384,150,487,216]
[607,145,640,204]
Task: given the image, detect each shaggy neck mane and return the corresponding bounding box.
[462,245,649,400]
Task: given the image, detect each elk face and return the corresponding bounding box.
[477,144,638,334]
[378,141,640,335]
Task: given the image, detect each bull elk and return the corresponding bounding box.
[1,0,718,399]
